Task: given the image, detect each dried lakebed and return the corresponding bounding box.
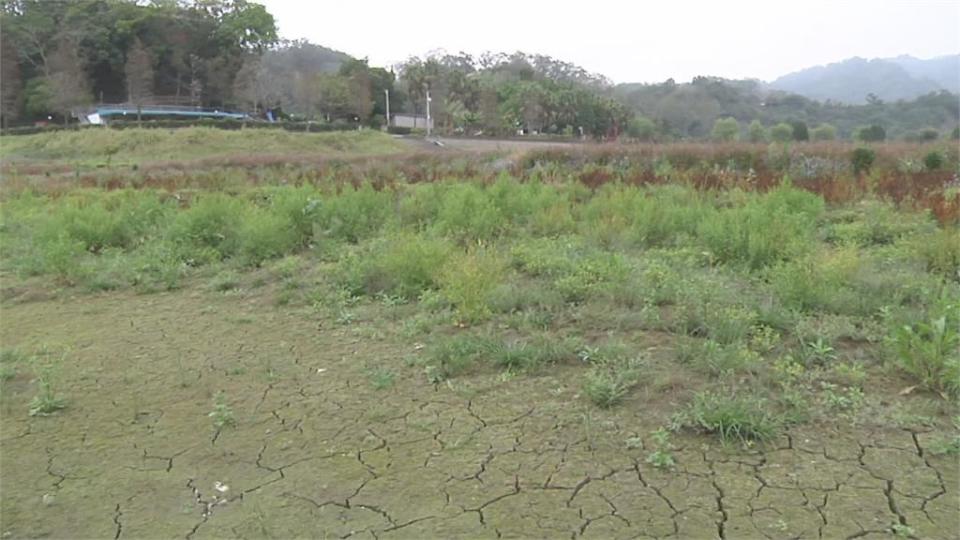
[1,291,957,539]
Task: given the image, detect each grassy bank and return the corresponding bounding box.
[0,127,405,168]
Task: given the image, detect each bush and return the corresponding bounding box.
[316,183,393,243]
[770,123,793,143]
[850,147,876,176]
[435,183,503,242]
[239,208,299,265]
[810,124,837,141]
[888,297,960,398]
[697,186,822,269]
[711,118,740,142]
[387,126,412,135]
[855,125,886,142]
[915,228,960,281]
[923,151,945,171]
[674,392,781,442]
[169,194,245,260]
[340,234,453,300]
[438,249,506,323]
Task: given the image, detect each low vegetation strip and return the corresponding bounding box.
[0,127,405,167]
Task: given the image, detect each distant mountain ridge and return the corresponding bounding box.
[769,55,959,104]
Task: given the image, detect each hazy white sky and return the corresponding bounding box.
[259,0,960,83]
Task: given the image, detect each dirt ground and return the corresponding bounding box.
[1,288,957,539]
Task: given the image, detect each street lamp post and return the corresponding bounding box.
[384,89,390,129]
[426,90,432,138]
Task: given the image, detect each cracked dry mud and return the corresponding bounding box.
[1,291,957,539]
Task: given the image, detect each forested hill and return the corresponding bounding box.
[769,55,960,104]
[615,77,959,141]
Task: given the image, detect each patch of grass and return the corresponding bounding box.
[675,338,761,377]
[209,392,236,429]
[583,350,645,408]
[340,234,452,300]
[28,359,66,416]
[367,367,396,390]
[0,349,26,382]
[488,335,580,372]
[698,184,822,269]
[209,270,242,292]
[423,333,495,381]
[674,391,781,443]
[915,227,960,281]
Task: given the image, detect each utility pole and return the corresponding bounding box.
[384,89,390,129]
[426,89,432,138]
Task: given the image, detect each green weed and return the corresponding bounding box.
[888,297,960,397]
[367,367,396,390]
[674,391,781,443]
[583,352,644,408]
[28,358,66,416]
[645,427,676,469]
[438,249,506,323]
[209,392,237,429]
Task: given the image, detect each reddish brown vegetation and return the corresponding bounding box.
[4,142,957,224]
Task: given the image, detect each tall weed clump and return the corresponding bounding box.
[315,183,393,243]
[239,207,299,265]
[435,182,504,242]
[438,248,507,323]
[45,190,173,253]
[698,185,823,269]
[888,296,960,398]
[169,193,246,261]
[339,233,453,300]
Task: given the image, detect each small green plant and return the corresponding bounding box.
[29,362,66,416]
[424,333,493,381]
[891,523,915,538]
[820,382,865,414]
[583,353,644,408]
[645,427,676,469]
[804,337,837,365]
[889,298,960,398]
[209,392,236,429]
[367,367,396,390]
[674,391,781,443]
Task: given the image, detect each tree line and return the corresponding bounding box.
[2,0,957,140]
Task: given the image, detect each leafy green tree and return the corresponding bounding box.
[0,32,22,126]
[711,117,740,141]
[790,120,809,141]
[770,122,794,143]
[855,124,886,142]
[747,120,767,143]
[627,116,657,141]
[810,124,837,141]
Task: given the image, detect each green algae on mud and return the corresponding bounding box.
[1,289,957,539]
